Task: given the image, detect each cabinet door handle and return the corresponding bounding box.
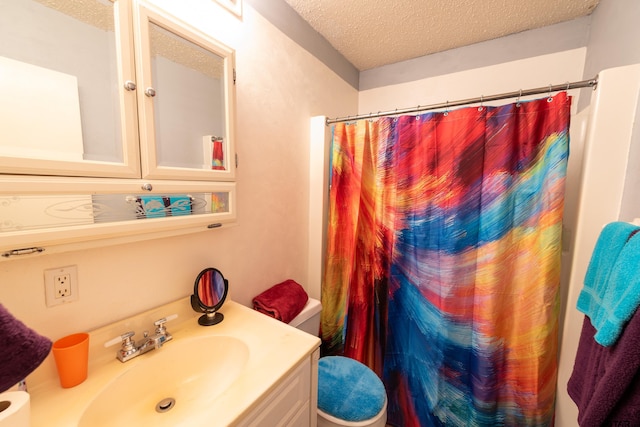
[145,87,157,97]
[124,80,137,91]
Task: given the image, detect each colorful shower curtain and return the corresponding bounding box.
[322,92,571,426]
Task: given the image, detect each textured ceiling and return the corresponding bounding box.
[283,0,600,71]
[35,0,113,31]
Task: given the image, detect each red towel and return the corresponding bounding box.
[567,310,640,426]
[252,279,309,324]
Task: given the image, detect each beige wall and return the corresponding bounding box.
[358,49,588,112]
[0,1,357,341]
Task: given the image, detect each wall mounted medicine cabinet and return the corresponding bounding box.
[0,0,238,257]
[0,0,236,180]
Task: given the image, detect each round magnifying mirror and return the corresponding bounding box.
[190,268,228,326]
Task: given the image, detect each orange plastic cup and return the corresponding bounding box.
[52,332,90,388]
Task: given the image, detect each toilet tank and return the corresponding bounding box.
[288,298,321,336]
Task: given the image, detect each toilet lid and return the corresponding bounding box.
[317,356,386,422]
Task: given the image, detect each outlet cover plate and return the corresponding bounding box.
[44,265,79,307]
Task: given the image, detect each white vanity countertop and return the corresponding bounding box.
[26,298,321,426]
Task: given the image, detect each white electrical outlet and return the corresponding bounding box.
[54,273,71,298]
[45,265,79,307]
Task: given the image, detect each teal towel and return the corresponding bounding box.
[169,196,192,216]
[577,221,640,346]
[139,196,167,218]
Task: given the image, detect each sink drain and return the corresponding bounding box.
[155,397,176,413]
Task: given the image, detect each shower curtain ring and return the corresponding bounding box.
[478,96,484,111]
[547,84,553,102]
[516,89,522,107]
[444,101,449,116]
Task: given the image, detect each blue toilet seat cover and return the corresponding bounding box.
[317,356,386,422]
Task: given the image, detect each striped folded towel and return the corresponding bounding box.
[577,221,640,346]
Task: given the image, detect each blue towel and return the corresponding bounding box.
[577,221,640,346]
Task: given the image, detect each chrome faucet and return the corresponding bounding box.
[105,314,177,362]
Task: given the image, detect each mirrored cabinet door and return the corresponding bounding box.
[134,3,236,181]
[0,0,141,178]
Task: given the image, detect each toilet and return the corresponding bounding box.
[289,298,388,427]
[288,297,323,335]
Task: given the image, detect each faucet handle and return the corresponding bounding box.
[154,314,178,334]
[105,331,135,348]
[105,331,139,362]
[154,314,178,327]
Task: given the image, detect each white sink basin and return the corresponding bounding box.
[78,335,249,426]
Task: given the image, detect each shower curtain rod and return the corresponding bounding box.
[325,76,598,125]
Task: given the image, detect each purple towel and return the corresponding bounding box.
[0,304,52,392]
[567,310,640,426]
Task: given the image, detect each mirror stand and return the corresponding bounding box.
[199,310,224,326]
[191,267,229,327]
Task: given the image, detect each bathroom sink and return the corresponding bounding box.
[78,335,249,426]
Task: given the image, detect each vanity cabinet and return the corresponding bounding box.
[239,348,320,427]
[27,300,321,427]
[0,0,238,256]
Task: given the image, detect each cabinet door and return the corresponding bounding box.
[238,358,312,427]
[134,3,236,181]
[0,0,141,178]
